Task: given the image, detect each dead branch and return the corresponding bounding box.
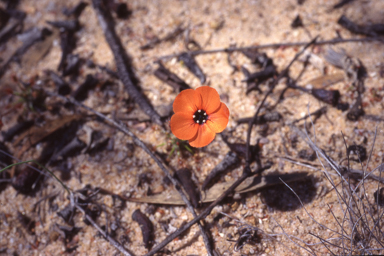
[74,202,133,256]
[92,0,162,125]
[46,92,214,255]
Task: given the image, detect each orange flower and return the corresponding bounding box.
[170,86,229,148]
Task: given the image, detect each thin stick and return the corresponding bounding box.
[275,155,322,172]
[47,92,214,255]
[92,0,162,125]
[74,202,134,256]
[245,36,319,167]
[271,216,316,256]
[145,165,270,256]
[156,37,378,61]
[0,159,71,196]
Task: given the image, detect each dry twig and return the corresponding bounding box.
[46,92,215,255]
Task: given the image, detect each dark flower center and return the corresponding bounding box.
[193,109,207,124]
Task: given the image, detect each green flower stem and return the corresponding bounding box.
[0,160,72,195]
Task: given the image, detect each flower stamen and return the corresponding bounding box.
[193,109,207,124]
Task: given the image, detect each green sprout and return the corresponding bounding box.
[158,133,195,159]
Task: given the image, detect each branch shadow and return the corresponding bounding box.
[259,174,318,212]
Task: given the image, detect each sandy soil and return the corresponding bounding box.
[1,0,384,255]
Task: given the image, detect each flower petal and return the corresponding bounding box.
[206,102,229,133]
[189,124,216,148]
[195,86,221,114]
[173,89,201,115]
[170,113,199,140]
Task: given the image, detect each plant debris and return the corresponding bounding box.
[132,209,154,249]
[175,168,200,208]
[1,1,384,255]
[178,52,206,84]
[202,151,240,191]
[154,61,191,92]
